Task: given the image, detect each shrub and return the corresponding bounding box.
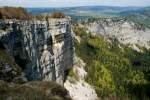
[68,69,79,81]
[50,12,66,18]
[0,81,71,100]
[0,7,31,19]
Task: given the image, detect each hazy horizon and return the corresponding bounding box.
[0,0,150,8]
[25,5,150,8]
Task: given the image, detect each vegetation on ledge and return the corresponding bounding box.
[33,12,66,20]
[50,12,66,18]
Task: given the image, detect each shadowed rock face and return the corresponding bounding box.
[0,18,74,85]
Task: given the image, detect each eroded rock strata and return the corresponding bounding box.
[0,18,74,85]
[85,18,150,49]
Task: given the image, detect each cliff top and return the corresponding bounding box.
[0,7,69,21]
[32,12,70,21]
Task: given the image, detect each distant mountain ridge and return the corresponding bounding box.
[27,6,150,17]
[120,6,150,17]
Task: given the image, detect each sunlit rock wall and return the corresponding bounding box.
[86,18,150,48]
[0,18,74,84]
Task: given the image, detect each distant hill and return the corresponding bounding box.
[27,6,145,17]
[120,6,150,28]
[27,6,150,27]
[120,6,150,17]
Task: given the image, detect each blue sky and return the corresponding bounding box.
[0,0,150,7]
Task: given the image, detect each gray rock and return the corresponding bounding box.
[85,18,150,49]
[0,18,74,85]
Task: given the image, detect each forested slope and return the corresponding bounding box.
[74,26,150,100]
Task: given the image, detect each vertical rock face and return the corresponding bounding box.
[0,18,74,84]
[85,18,150,49]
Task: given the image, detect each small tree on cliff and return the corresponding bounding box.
[50,12,66,18]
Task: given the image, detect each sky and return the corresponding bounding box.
[0,0,150,7]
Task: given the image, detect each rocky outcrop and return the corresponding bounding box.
[85,18,150,49]
[64,56,98,100]
[0,18,74,85]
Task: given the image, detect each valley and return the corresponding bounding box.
[0,6,150,100]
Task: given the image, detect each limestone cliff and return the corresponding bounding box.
[85,18,150,49]
[0,18,74,85]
